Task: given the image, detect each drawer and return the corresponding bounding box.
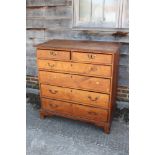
[41,85,110,108]
[41,98,72,114]
[37,49,70,60]
[39,71,111,93]
[38,60,112,77]
[72,104,108,122]
[72,52,113,64]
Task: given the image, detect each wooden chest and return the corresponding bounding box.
[36,40,120,134]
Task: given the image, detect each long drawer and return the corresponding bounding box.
[37,49,70,60]
[38,59,112,77]
[72,52,113,64]
[72,104,108,122]
[39,71,111,93]
[41,98,72,114]
[41,98,108,122]
[41,84,110,109]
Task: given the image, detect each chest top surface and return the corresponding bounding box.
[36,39,120,53]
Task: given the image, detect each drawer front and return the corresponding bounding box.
[41,85,109,108]
[37,49,70,60]
[41,98,72,114]
[72,52,113,64]
[39,71,111,93]
[38,60,112,77]
[72,104,108,122]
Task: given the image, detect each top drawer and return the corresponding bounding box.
[37,49,70,60]
[72,52,113,64]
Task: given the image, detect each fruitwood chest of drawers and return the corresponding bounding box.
[36,39,120,134]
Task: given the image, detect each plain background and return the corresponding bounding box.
[0,0,155,155]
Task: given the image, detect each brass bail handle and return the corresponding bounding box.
[48,63,55,68]
[50,51,58,56]
[88,54,96,59]
[88,96,99,101]
[49,89,58,94]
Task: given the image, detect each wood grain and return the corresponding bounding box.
[36,39,120,134]
[37,49,70,60]
[41,84,110,109]
[42,98,72,114]
[26,0,72,7]
[36,39,120,53]
[72,52,113,64]
[38,59,112,77]
[72,104,108,122]
[39,71,111,93]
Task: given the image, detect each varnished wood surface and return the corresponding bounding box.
[41,84,110,109]
[37,40,120,134]
[39,71,111,93]
[72,52,113,64]
[38,59,112,77]
[72,104,108,122]
[41,98,108,122]
[37,49,70,60]
[36,39,120,53]
[42,98,72,115]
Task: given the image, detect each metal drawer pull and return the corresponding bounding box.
[49,104,58,108]
[49,89,58,94]
[88,96,99,101]
[50,51,58,56]
[48,63,55,68]
[88,111,97,115]
[88,54,96,59]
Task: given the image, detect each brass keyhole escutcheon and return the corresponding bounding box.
[49,89,58,94]
[88,96,99,102]
[48,63,55,68]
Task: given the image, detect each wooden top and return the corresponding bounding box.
[36,40,120,53]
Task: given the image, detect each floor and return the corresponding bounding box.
[26,102,129,155]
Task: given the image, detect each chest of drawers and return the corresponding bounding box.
[36,40,120,134]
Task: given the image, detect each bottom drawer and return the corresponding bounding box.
[41,98,72,114]
[72,104,108,122]
[41,98,108,122]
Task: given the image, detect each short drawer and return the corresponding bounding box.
[72,104,108,122]
[72,52,113,64]
[38,59,112,77]
[37,49,70,60]
[39,71,111,93]
[41,84,110,109]
[41,98,72,114]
